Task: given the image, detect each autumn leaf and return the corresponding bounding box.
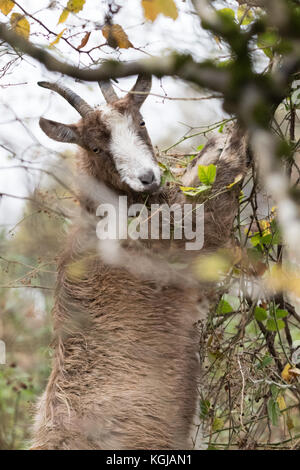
[142,0,178,22]
[78,31,91,50]
[281,363,294,383]
[66,0,85,13]
[58,0,85,24]
[50,28,66,48]
[276,395,286,411]
[194,253,231,282]
[10,13,30,39]
[58,9,69,24]
[227,173,243,189]
[102,24,133,49]
[0,0,14,16]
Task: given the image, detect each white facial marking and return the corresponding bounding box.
[101,106,161,192]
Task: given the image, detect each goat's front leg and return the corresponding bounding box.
[181,124,249,249]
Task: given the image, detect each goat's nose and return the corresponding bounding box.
[139,169,155,186]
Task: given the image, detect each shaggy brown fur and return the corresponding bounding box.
[32,78,248,450]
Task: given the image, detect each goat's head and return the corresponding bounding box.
[38,75,161,194]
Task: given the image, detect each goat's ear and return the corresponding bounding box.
[128,74,152,108]
[39,117,81,144]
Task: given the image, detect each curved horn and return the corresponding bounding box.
[128,74,152,108]
[38,81,93,117]
[98,81,118,103]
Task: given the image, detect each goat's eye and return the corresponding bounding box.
[140,120,145,128]
[92,148,100,154]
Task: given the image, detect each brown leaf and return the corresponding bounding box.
[78,31,91,50]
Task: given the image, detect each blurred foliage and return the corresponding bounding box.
[0,191,66,449]
[0,0,300,451]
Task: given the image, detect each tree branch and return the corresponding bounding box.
[0,22,229,92]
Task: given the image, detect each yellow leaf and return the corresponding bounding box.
[58,9,69,24]
[212,417,224,431]
[227,173,243,189]
[194,253,231,282]
[10,13,30,39]
[50,28,66,48]
[287,415,294,431]
[66,259,87,280]
[265,265,300,298]
[281,363,293,383]
[102,24,133,49]
[66,0,85,13]
[276,395,286,411]
[0,0,14,15]
[142,0,178,22]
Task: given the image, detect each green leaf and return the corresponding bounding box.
[250,233,261,247]
[216,299,233,315]
[257,355,273,370]
[198,164,217,185]
[212,416,225,431]
[159,162,176,184]
[257,30,278,59]
[270,384,280,400]
[254,306,268,322]
[267,398,281,426]
[196,144,204,152]
[274,309,288,319]
[266,318,285,332]
[237,6,254,25]
[199,399,210,419]
[180,185,211,197]
[218,8,235,20]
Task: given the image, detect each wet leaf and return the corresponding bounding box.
[142,0,178,22]
[102,24,133,49]
[0,0,14,15]
[10,13,30,39]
